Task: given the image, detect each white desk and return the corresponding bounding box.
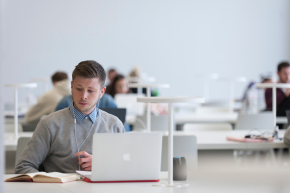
[174,112,288,124]
[167,130,288,150]
[4,130,288,151]
[5,170,290,193]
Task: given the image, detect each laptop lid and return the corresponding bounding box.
[100,108,126,124]
[91,133,162,181]
[115,93,145,116]
[234,112,273,130]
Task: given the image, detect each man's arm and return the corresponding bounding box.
[99,93,117,108]
[55,95,72,111]
[15,119,51,174]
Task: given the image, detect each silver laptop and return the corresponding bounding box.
[77,133,162,182]
[234,112,273,131]
[115,93,145,116]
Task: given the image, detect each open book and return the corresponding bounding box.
[5,172,77,183]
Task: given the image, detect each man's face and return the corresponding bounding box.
[71,76,106,115]
[278,67,290,83]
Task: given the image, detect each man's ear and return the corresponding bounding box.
[71,81,73,94]
[100,87,106,98]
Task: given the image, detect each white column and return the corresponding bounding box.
[14,87,18,139]
[44,82,47,94]
[146,87,151,132]
[272,86,276,129]
[137,87,142,95]
[203,79,209,102]
[229,82,234,113]
[168,103,174,186]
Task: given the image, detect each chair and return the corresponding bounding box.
[161,136,197,171]
[15,137,31,166]
[234,112,273,131]
[100,108,127,124]
[183,123,232,132]
[21,121,39,132]
[234,112,276,166]
[133,115,168,131]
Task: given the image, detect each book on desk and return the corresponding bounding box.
[5,172,77,183]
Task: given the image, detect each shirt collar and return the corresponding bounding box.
[69,104,99,124]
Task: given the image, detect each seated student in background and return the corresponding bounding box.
[107,74,131,98]
[15,60,125,174]
[265,61,290,116]
[55,93,117,111]
[105,68,117,94]
[25,72,70,124]
[128,66,155,96]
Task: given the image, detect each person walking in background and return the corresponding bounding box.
[105,68,117,94]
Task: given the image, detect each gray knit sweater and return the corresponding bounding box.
[15,107,125,174]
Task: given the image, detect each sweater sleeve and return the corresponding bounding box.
[15,119,52,174]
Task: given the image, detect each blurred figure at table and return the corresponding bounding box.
[128,66,156,96]
[240,73,273,113]
[105,68,118,94]
[265,61,290,116]
[107,74,131,98]
[25,72,70,124]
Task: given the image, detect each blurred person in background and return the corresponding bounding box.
[105,68,117,94]
[107,74,131,98]
[265,61,290,116]
[240,73,273,112]
[25,71,70,123]
[128,66,156,96]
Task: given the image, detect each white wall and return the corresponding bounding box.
[1,0,290,105]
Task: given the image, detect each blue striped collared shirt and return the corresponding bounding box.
[69,104,99,124]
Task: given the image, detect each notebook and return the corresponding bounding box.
[77,133,162,183]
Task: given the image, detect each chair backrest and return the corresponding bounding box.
[234,112,273,131]
[286,110,290,126]
[133,115,168,131]
[183,123,232,132]
[161,135,197,171]
[115,93,145,116]
[15,137,31,166]
[21,121,39,132]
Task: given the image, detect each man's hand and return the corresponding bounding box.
[74,151,92,171]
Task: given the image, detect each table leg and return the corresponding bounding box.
[146,87,151,132]
[229,82,234,113]
[168,103,173,186]
[272,86,276,130]
[14,87,18,139]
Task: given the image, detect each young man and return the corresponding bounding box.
[265,61,290,116]
[15,61,125,174]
